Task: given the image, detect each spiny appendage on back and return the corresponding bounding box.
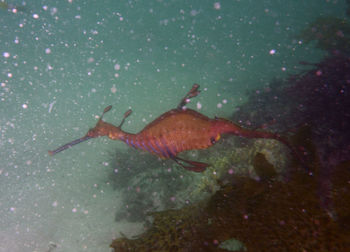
[121,109,217,159]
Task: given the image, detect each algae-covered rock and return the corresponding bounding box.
[219,238,247,251]
[253,152,277,181]
[110,133,350,251]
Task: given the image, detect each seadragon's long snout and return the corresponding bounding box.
[48,135,92,156]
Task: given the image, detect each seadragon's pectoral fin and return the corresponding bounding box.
[172,156,208,172]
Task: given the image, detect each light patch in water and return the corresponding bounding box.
[111,85,117,93]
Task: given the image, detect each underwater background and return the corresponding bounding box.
[1,0,349,251]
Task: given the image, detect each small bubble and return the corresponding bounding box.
[214,2,221,10]
[269,49,276,55]
[110,85,117,94]
[114,64,120,70]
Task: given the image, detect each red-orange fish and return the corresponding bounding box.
[49,84,299,172]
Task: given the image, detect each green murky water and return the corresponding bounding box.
[0,1,346,251]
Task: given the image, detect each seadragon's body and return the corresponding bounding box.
[119,109,219,158]
[49,84,298,172]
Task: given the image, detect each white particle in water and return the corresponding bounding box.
[214,2,221,10]
[22,104,28,109]
[48,101,56,113]
[196,102,202,110]
[33,13,39,19]
[111,85,117,93]
[3,52,10,58]
[269,49,276,55]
